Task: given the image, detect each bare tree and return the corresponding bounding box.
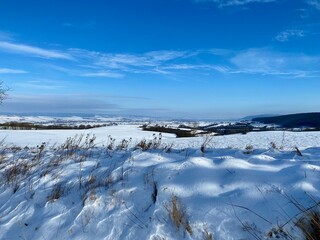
[0,81,8,103]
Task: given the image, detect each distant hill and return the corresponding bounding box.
[241,114,279,121]
[252,112,320,128]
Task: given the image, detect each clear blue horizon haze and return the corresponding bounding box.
[0,0,320,119]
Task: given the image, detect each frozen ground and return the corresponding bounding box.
[0,124,320,239]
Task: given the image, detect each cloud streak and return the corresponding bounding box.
[307,0,320,10]
[14,80,69,90]
[194,0,277,7]
[0,41,73,60]
[1,37,319,80]
[69,48,193,76]
[229,48,320,77]
[275,29,305,42]
[0,68,28,74]
[0,30,14,41]
[73,49,189,68]
[80,71,124,78]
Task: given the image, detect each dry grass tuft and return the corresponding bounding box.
[295,147,303,156]
[296,209,320,240]
[165,195,192,236]
[243,144,253,154]
[47,184,63,202]
[202,227,213,240]
[4,160,33,192]
[270,142,277,150]
[135,134,162,151]
[201,134,213,154]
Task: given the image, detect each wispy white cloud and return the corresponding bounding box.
[95,50,189,69]
[80,71,124,78]
[275,29,305,42]
[162,63,226,72]
[274,1,320,43]
[2,36,319,80]
[229,48,320,77]
[162,64,203,70]
[0,30,14,41]
[208,48,235,56]
[0,68,28,74]
[97,54,153,68]
[194,0,277,7]
[69,48,194,75]
[44,62,126,78]
[307,0,320,10]
[43,64,78,75]
[29,45,320,79]
[0,36,228,78]
[14,79,70,90]
[144,50,191,61]
[210,65,234,73]
[0,41,73,60]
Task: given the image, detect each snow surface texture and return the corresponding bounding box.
[1,125,320,150]
[0,125,320,239]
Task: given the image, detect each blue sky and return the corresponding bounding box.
[0,0,320,119]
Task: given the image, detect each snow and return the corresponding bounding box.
[2,124,320,150]
[0,124,320,239]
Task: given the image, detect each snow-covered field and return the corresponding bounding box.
[1,124,320,239]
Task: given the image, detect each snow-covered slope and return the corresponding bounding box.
[0,125,320,239]
[1,125,320,150]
